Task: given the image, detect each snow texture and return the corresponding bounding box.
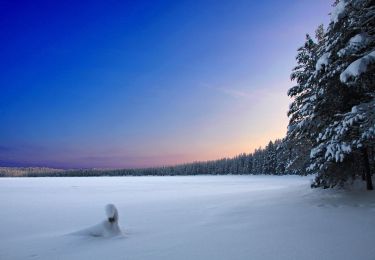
[330,0,347,23]
[0,176,375,260]
[340,51,375,83]
[324,142,351,162]
[105,204,119,222]
[337,34,371,57]
[315,52,330,71]
[72,204,122,237]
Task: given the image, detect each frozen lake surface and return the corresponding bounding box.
[1,175,375,260]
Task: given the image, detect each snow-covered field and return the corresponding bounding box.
[1,175,375,260]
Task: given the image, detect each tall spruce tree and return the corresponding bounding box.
[286,34,320,175]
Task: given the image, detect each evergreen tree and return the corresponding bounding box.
[286,34,320,176]
[305,0,375,189]
[263,141,276,174]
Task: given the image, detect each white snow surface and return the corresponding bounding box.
[1,175,375,260]
[340,50,375,83]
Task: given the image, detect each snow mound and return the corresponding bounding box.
[340,51,375,83]
[105,204,119,223]
[72,204,122,238]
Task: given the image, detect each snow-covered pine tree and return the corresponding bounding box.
[288,34,318,134]
[307,0,375,189]
[286,33,320,175]
[280,137,310,175]
[274,139,287,175]
[251,148,263,174]
[263,141,276,174]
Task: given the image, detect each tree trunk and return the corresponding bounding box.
[362,148,373,190]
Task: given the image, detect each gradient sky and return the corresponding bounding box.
[0,0,332,168]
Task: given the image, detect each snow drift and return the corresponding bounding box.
[72,204,122,237]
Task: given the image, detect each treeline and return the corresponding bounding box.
[0,167,65,177]
[0,139,302,177]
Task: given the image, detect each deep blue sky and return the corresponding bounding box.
[0,0,332,168]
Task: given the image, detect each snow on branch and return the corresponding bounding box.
[316,52,330,71]
[337,33,371,57]
[311,99,375,168]
[330,0,347,24]
[340,50,375,83]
